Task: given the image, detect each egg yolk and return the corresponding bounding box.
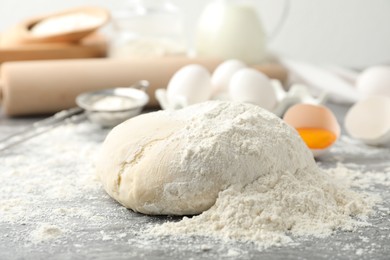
[296,128,336,149]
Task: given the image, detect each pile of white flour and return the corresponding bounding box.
[142,102,374,248]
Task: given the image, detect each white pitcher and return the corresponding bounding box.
[196,0,267,65]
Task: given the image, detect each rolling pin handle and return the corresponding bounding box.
[0,79,3,104]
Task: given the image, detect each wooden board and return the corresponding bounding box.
[0,32,108,63]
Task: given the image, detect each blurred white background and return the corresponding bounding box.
[0,0,389,68]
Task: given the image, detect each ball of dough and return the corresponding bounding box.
[96,101,314,215]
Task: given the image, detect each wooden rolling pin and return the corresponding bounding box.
[0,57,288,116]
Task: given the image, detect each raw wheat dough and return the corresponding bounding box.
[96,101,315,215]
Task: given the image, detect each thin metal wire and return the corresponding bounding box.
[0,109,86,152]
[0,107,84,144]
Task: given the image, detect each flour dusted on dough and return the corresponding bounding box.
[97,101,315,215]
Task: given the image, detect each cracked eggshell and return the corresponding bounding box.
[283,104,340,157]
[356,66,390,98]
[345,96,390,145]
[166,64,212,106]
[211,59,247,97]
[228,68,277,111]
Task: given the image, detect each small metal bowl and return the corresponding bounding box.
[76,81,149,127]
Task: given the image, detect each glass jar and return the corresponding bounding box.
[110,0,186,58]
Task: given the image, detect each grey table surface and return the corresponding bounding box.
[0,103,389,260]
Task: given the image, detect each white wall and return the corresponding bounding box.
[1,0,389,68]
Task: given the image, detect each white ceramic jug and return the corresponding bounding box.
[196,0,267,65]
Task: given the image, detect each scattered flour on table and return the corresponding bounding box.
[0,122,110,245]
[0,110,389,255]
[325,164,390,190]
[30,224,66,243]
[330,135,390,162]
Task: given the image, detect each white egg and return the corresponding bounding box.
[229,68,277,111]
[345,96,390,145]
[211,59,247,97]
[167,64,212,106]
[356,66,390,98]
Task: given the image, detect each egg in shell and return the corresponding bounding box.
[345,96,390,145]
[356,66,390,98]
[228,68,277,111]
[211,59,247,97]
[166,64,212,107]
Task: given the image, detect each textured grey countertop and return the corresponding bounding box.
[0,104,389,260]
